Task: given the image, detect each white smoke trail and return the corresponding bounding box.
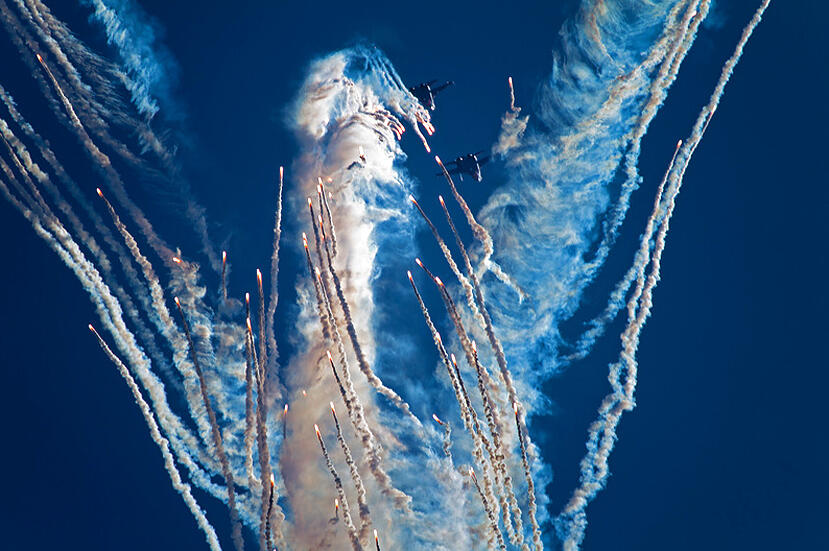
[331,402,373,543]
[265,168,284,377]
[79,0,172,120]
[89,325,222,551]
[435,191,542,546]
[566,0,714,360]
[469,468,506,551]
[175,298,244,551]
[407,272,504,545]
[0,155,256,533]
[0,138,260,529]
[243,316,259,492]
[436,157,522,298]
[315,424,362,551]
[19,0,220,268]
[559,4,771,547]
[0,88,245,515]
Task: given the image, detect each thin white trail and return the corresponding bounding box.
[315,424,362,551]
[89,326,222,551]
[560,4,771,547]
[330,402,372,543]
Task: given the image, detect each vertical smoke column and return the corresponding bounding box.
[319,201,421,426]
[288,47,433,538]
[318,243,410,509]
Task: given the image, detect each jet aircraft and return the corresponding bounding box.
[409,80,454,111]
[438,152,490,182]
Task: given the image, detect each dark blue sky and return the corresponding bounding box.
[1,1,826,550]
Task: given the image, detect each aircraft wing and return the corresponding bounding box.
[432,81,454,95]
[478,155,491,166]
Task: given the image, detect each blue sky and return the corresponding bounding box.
[0,1,826,549]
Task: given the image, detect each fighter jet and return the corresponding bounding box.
[438,152,491,182]
[409,80,454,111]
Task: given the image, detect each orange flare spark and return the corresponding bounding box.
[431,414,444,426]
